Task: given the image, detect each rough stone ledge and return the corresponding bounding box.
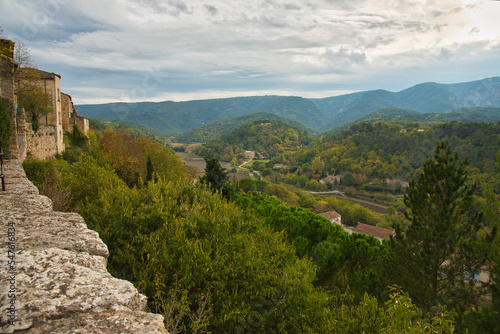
[0,159,168,333]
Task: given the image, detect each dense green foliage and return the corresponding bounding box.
[199,155,234,200]
[78,77,500,134]
[78,95,326,134]
[389,141,489,310]
[194,120,315,162]
[90,118,172,142]
[0,98,11,151]
[234,192,388,294]
[174,112,316,144]
[99,130,189,187]
[21,120,500,333]
[325,107,500,136]
[288,121,500,192]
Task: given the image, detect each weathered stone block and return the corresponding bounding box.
[0,159,168,333]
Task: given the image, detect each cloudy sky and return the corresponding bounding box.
[1,0,499,104]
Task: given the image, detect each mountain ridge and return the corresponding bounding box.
[77,77,500,136]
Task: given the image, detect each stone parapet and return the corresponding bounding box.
[0,159,168,333]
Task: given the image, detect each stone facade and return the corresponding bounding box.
[15,107,27,161]
[24,124,58,160]
[0,39,19,159]
[17,68,65,154]
[61,92,89,133]
[0,159,169,333]
[0,39,90,161]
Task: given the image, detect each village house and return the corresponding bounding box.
[319,211,342,225]
[320,174,341,186]
[352,223,396,242]
[245,150,256,159]
[61,92,89,133]
[0,39,88,161]
[17,68,65,153]
[273,163,287,169]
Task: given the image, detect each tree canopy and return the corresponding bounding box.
[199,154,234,200]
[389,141,489,311]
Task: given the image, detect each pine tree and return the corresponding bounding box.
[146,155,154,182]
[390,140,487,310]
[199,155,234,200]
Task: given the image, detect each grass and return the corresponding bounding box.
[241,159,270,168]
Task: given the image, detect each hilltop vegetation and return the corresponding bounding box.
[21,121,500,333]
[174,111,316,144]
[194,120,316,163]
[314,77,500,129]
[78,95,327,134]
[90,118,172,142]
[77,77,500,135]
[310,121,499,176]
[325,106,500,135]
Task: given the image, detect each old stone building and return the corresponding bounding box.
[0,39,89,161]
[17,68,65,154]
[61,92,89,133]
[0,38,19,158]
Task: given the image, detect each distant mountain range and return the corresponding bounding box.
[77,77,500,139]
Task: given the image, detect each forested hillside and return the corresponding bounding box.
[326,106,500,135]
[78,95,326,134]
[22,120,500,333]
[77,77,500,135]
[314,77,500,128]
[174,112,315,144]
[194,120,316,163]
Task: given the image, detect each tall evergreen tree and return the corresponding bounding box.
[390,141,488,310]
[199,155,234,200]
[146,155,154,182]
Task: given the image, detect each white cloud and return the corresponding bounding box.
[0,0,498,104]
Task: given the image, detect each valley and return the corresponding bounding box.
[23,76,500,333]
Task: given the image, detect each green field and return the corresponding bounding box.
[241,159,270,168]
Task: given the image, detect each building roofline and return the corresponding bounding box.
[18,67,61,79]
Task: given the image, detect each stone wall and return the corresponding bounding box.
[0,39,19,159]
[24,125,58,160]
[61,92,90,133]
[0,160,168,333]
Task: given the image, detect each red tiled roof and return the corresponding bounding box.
[353,223,395,240]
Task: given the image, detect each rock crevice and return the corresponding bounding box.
[0,159,168,333]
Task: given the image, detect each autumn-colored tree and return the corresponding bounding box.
[100,130,145,186]
[311,156,325,175]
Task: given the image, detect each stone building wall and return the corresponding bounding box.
[0,40,16,100]
[24,124,58,160]
[61,92,71,131]
[2,39,90,161]
[17,69,64,154]
[15,107,27,161]
[0,159,169,333]
[61,92,89,133]
[0,39,19,159]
